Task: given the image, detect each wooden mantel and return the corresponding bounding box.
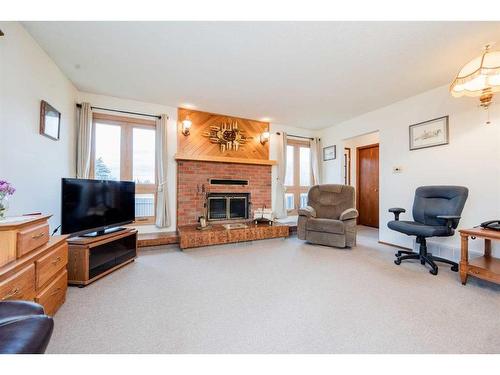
[175,153,277,166]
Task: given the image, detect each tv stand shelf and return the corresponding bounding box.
[67,228,137,286]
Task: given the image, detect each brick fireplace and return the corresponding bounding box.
[176,160,272,227]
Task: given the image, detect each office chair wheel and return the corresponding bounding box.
[429,268,438,275]
[420,258,425,265]
[451,265,459,272]
[394,258,401,265]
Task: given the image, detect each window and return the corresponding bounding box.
[284,139,312,214]
[91,113,156,224]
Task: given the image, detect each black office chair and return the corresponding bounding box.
[387,186,468,275]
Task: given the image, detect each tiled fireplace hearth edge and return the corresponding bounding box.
[176,160,272,227]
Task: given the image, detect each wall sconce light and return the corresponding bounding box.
[181,115,192,136]
[260,131,270,145]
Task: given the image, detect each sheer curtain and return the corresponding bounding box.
[76,102,93,178]
[275,131,287,218]
[155,115,171,228]
[310,137,322,185]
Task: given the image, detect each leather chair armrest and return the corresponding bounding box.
[389,207,406,221]
[298,206,316,218]
[339,208,358,221]
[437,215,461,229]
[0,301,45,320]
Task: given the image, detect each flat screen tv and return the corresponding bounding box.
[61,178,135,237]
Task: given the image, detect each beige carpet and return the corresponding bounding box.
[48,226,500,353]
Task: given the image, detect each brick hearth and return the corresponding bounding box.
[177,160,272,227]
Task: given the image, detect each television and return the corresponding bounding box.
[61,178,135,237]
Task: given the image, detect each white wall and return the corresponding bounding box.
[343,131,380,187]
[320,84,500,258]
[0,22,78,231]
[77,92,178,233]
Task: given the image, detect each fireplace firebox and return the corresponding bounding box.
[207,193,250,221]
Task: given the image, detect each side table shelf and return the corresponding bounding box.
[459,228,500,286]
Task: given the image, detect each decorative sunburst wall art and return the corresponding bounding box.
[177,108,270,161]
[203,120,253,152]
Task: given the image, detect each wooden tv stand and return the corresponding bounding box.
[67,228,137,286]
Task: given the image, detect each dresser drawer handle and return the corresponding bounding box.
[1,287,20,300]
[51,256,62,265]
[32,232,45,239]
[50,287,62,297]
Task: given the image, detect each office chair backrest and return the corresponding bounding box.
[412,186,468,228]
[308,184,355,219]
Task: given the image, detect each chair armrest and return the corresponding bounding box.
[437,215,461,229]
[388,207,406,221]
[0,301,45,320]
[298,206,316,218]
[339,208,358,221]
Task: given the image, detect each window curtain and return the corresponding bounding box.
[275,131,288,219]
[155,114,171,228]
[76,102,93,178]
[310,137,322,185]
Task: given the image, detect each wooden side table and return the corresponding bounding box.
[459,228,500,285]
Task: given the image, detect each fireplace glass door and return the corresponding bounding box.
[207,193,249,221]
[208,197,227,220]
[229,197,247,219]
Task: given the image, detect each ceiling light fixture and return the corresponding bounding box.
[450,44,500,124]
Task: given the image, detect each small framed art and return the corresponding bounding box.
[40,100,61,141]
[409,116,449,151]
[323,145,336,161]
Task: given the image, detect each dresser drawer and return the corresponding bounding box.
[36,242,68,288]
[0,264,36,301]
[35,269,67,316]
[17,223,50,257]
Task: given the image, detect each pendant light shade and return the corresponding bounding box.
[450,45,500,108]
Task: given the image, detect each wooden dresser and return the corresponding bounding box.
[0,215,68,316]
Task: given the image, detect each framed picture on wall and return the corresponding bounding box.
[323,145,336,161]
[40,100,61,141]
[409,116,449,151]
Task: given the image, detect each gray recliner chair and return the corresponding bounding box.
[297,184,358,248]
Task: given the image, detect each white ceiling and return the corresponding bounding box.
[23,21,500,129]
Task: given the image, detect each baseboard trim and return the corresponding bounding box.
[378,240,412,251]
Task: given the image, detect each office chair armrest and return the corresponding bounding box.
[388,207,406,221]
[437,215,461,229]
[298,206,316,218]
[340,208,358,221]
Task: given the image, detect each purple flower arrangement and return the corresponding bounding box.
[0,180,15,196]
[0,180,15,219]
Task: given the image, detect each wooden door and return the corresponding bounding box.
[356,144,379,228]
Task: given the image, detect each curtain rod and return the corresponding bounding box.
[76,103,163,120]
[275,132,316,141]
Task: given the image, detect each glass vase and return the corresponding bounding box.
[0,195,9,220]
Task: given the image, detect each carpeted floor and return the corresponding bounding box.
[48,226,500,353]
